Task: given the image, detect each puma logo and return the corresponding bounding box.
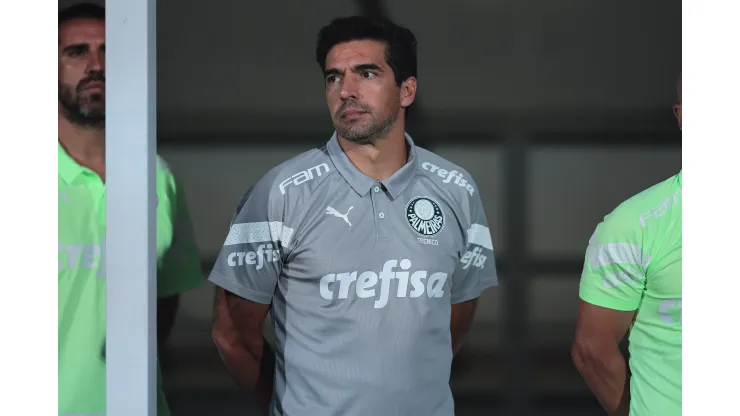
[326,206,353,227]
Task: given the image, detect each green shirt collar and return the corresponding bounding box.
[58,142,87,184]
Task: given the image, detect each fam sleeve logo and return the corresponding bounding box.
[639,187,682,227]
[406,196,445,237]
[279,163,331,195]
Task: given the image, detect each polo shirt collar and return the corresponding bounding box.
[58,141,86,184]
[327,132,419,199]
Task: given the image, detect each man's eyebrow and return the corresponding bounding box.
[323,63,384,78]
[61,43,88,53]
[323,67,341,78]
[353,63,383,72]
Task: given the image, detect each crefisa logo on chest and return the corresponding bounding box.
[406,196,444,245]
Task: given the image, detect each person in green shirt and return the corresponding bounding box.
[572,75,682,416]
[58,3,203,415]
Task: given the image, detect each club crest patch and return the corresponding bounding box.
[406,196,445,237]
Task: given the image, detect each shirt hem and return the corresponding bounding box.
[207,271,274,304]
[452,277,498,304]
[579,291,640,311]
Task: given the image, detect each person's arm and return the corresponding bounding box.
[156,166,204,348]
[449,181,498,355]
[572,220,648,416]
[207,170,291,412]
[450,299,477,356]
[212,288,274,412]
[572,301,634,415]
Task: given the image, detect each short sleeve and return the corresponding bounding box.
[579,216,649,311]
[157,174,204,297]
[450,190,498,304]
[207,174,292,304]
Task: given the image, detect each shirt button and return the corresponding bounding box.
[374,186,380,193]
[378,212,385,219]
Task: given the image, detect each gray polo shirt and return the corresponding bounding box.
[208,133,497,416]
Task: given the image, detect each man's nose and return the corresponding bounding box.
[340,77,359,100]
[86,50,105,73]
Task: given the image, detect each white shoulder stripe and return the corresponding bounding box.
[587,242,651,270]
[467,223,493,250]
[223,221,294,247]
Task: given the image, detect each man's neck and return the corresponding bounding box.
[338,122,408,181]
[58,115,106,177]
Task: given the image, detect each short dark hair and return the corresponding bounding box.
[59,3,105,27]
[315,16,418,86]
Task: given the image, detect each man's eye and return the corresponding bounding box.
[362,71,376,79]
[65,46,87,57]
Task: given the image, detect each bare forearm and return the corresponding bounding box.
[213,288,274,412]
[573,346,630,415]
[450,326,467,356]
[218,337,275,411]
[450,300,477,356]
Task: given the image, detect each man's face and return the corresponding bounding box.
[59,18,106,126]
[323,40,415,143]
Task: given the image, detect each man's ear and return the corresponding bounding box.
[400,77,417,108]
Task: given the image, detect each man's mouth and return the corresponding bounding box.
[80,80,105,90]
[341,109,366,119]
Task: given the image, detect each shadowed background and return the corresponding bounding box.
[60,0,681,414]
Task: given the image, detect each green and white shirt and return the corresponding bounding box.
[580,171,682,416]
[58,143,203,415]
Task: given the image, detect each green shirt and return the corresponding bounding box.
[579,171,682,416]
[58,143,203,415]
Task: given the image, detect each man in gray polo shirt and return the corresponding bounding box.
[210,16,497,416]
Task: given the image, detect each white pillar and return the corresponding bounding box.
[105,0,157,414]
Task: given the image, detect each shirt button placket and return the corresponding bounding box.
[373,183,391,242]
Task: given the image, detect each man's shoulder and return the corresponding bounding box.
[156,154,172,174]
[154,154,179,187]
[153,155,178,202]
[597,172,682,241]
[415,147,479,198]
[250,145,335,203]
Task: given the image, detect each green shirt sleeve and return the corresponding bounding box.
[579,213,649,312]
[157,172,203,297]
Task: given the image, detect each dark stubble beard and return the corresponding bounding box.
[335,99,400,145]
[59,78,106,128]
